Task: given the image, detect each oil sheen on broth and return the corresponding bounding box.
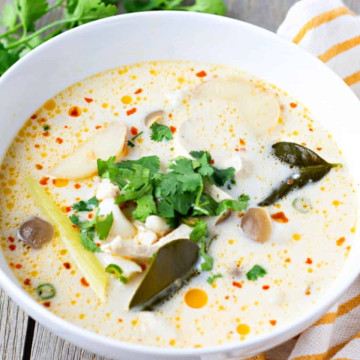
[0,61,357,348]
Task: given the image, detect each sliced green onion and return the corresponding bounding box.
[105,264,128,284]
[292,197,312,213]
[36,283,56,300]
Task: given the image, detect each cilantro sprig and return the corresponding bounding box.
[207,273,222,284]
[150,123,173,142]
[0,0,226,76]
[246,265,267,281]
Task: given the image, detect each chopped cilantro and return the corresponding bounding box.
[127,130,143,148]
[79,231,100,253]
[96,212,113,240]
[216,194,250,215]
[190,219,208,243]
[246,265,267,281]
[200,241,213,271]
[132,194,157,222]
[207,273,222,284]
[72,196,99,212]
[43,125,50,131]
[150,123,173,142]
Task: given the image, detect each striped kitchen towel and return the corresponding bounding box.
[247,1,360,359]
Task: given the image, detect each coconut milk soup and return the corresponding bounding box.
[0,61,356,348]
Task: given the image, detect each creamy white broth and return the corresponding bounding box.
[0,61,357,348]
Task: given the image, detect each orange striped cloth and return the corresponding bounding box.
[244,1,360,359]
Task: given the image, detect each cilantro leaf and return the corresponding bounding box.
[246,265,267,281]
[190,150,234,187]
[97,156,117,178]
[150,123,173,142]
[200,241,213,271]
[80,231,100,252]
[216,194,250,215]
[192,192,218,216]
[116,156,160,177]
[178,0,227,15]
[209,166,235,187]
[190,219,208,243]
[1,4,17,29]
[72,196,99,212]
[127,130,143,148]
[0,44,19,76]
[166,192,196,215]
[17,0,49,31]
[207,273,222,284]
[69,214,95,230]
[96,212,113,240]
[157,199,175,218]
[71,0,117,25]
[133,194,157,222]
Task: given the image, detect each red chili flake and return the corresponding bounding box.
[316,147,322,151]
[140,263,147,271]
[271,211,289,223]
[9,262,14,267]
[285,258,291,263]
[88,213,93,219]
[72,224,78,229]
[9,244,16,251]
[39,117,47,123]
[35,164,43,170]
[239,138,246,146]
[8,236,15,243]
[235,148,240,152]
[31,114,37,119]
[287,179,294,185]
[309,128,313,132]
[269,320,277,326]
[80,277,89,287]
[134,88,142,94]
[43,301,51,308]
[130,126,138,136]
[305,257,313,265]
[337,237,346,246]
[84,97,93,103]
[34,144,40,149]
[126,108,137,116]
[64,125,68,129]
[63,262,71,270]
[56,137,63,144]
[196,70,207,78]
[225,295,229,300]
[118,318,123,323]
[210,159,215,164]
[15,264,22,269]
[42,131,50,137]
[95,125,102,130]
[232,281,242,288]
[24,279,31,286]
[290,102,297,108]
[65,206,72,213]
[168,113,173,118]
[68,106,82,117]
[74,183,81,189]
[170,126,177,134]
[39,177,49,186]
[262,285,270,290]
[305,290,311,296]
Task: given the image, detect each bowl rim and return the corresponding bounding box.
[0,10,360,357]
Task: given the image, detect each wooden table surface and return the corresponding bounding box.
[1,1,360,359]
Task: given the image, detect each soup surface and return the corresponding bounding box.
[0,61,357,348]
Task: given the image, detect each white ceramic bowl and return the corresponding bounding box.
[0,11,360,360]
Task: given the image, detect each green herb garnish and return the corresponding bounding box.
[216,194,250,215]
[72,196,99,212]
[150,123,173,142]
[207,273,222,285]
[246,265,267,281]
[43,125,50,131]
[127,130,143,148]
[105,264,127,283]
[36,283,56,300]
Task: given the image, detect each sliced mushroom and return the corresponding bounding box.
[17,216,54,249]
[145,110,164,127]
[215,209,232,225]
[241,207,272,243]
[51,121,127,179]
